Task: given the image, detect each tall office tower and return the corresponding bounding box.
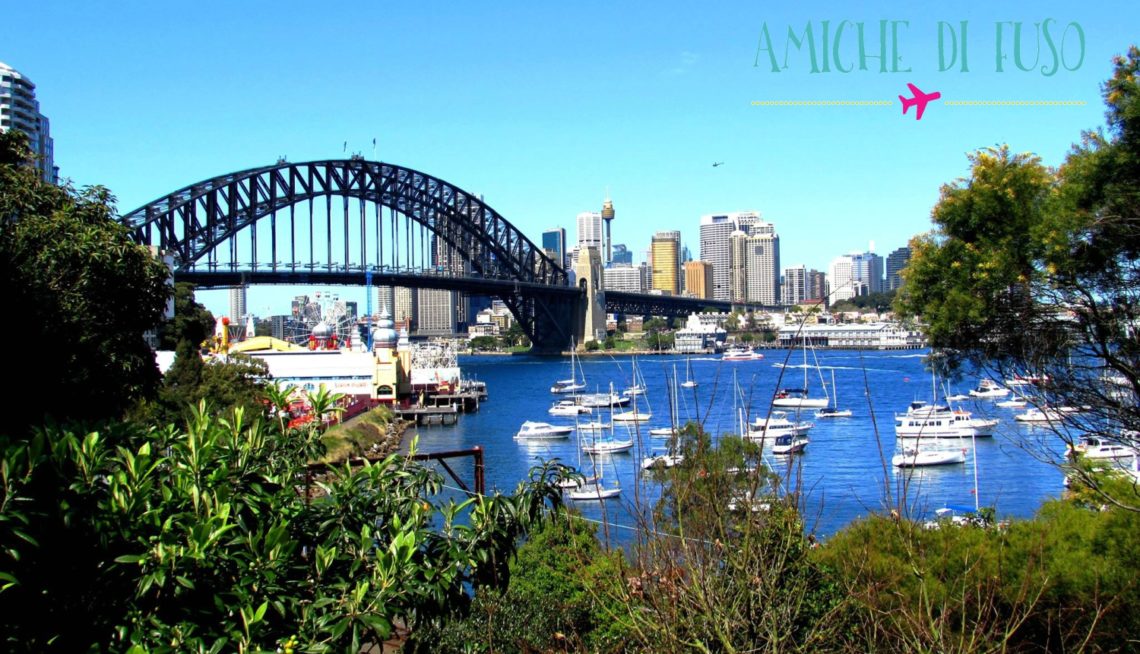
[886,246,912,291]
[417,234,468,334]
[576,211,604,251]
[639,261,653,293]
[807,269,828,302]
[828,255,856,303]
[0,61,56,183]
[745,227,780,305]
[850,250,885,294]
[729,230,749,303]
[610,243,633,266]
[376,286,395,315]
[699,211,761,301]
[393,287,417,329]
[783,265,808,305]
[684,260,714,299]
[542,227,567,269]
[601,195,615,264]
[229,285,248,321]
[650,230,681,295]
[602,264,644,292]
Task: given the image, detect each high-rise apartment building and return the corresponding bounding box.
[807,270,828,303]
[0,61,56,183]
[699,211,761,301]
[744,224,780,305]
[416,234,468,334]
[683,260,713,299]
[828,255,856,303]
[602,264,644,292]
[783,265,807,305]
[576,211,603,251]
[541,228,567,269]
[886,246,912,291]
[650,231,681,295]
[229,285,248,321]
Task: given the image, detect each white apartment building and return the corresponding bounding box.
[0,61,55,183]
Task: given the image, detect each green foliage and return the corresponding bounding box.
[158,282,214,351]
[469,335,498,351]
[0,407,564,652]
[0,133,171,434]
[584,340,601,351]
[156,352,270,424]
[603,335,616,350]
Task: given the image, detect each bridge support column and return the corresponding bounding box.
[573,247,607,349]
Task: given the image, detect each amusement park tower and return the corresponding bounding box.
[601,193,615,265]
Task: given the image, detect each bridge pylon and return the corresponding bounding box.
[572,247,607,349]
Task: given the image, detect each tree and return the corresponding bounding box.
[897,48,1140,507]
[0,132,171,435]
[469,335,498,351]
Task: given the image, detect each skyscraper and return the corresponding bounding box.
[0,61,55,184]
[650,230,681,295]
[610,243,633,266]
[783,265,808,305]
[699,211,761,301]
[828,255,856,303]
[850,250,885,294]
[542,227,567,269]
[576,211,603,251]
[684,260,713,299]
[886,246,912,290]
[729,230,748,303]
[229,285,248,321]
[743,222,780,305]
[807,269,828,303]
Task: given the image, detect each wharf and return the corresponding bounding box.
[394,405,460,426]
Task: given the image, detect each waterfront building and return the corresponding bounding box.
[776,322,927,350]
[684,260,713,299]
[745,224,780,305]
[542,227,567,269]
[0,61,56,183]
[886,246,912,291]
[699,211,761,301]
[576,211,603,251]
[650,230,681,295]
[674,313,728,353]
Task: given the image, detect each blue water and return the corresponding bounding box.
[404,350,1067,540]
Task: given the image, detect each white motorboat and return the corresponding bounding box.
[641,453,684,470]
[722,344,764,361]
[583,438,634,454]
[996,398,1027,408]
[577,420,610,431]
[895,404,977,439]
[623,384,646,396]
[968,379,1010,398]
[514,421,573,440]
[1069,436,1137,460]
[575,392,629,408]
[945,393,971,402]
[893,445,967,467]
[649,427,677,437]
[771,434,809,455]
[549,400,591,416]
[1015,406,1079,423]
[568,482,622,500]
[747,411,813,440]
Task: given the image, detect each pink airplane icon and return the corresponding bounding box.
[899,83,942,120]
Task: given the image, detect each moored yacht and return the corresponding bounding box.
[1068,436,1137,460]
[514,421,573,440]
[893,445,967,467]
[549,400,591,416]
[747,411,813,440]
[722,344,764,361]
[968,379,1010,399]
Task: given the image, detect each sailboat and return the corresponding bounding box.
[816,369,852,418]
[773,338,830,409]
[681,357,698,389]
[613,358,652,423]
[550,340,586,394]
[559,414,601,489]
[623,359,647,396]
[583,383,634,453]
[569,418,623,500]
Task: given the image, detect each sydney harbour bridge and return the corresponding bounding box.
[120,158,770,353]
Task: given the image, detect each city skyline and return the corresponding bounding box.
[2,2,1134,317]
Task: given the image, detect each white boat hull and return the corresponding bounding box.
[641,454,684,470]
[568,484,621,500]
[612,413,652,423]
[583,439,634,454]
[773,398,830,408]
[893,448,967,467]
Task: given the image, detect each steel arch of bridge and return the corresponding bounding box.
[121,159,578,351]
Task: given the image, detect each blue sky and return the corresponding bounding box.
[4,1,1136,317]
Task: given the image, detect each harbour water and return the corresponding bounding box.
[405,350,1069,540]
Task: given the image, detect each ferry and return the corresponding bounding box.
[722,344,764,361]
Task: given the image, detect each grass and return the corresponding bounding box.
[319,405,397,464]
